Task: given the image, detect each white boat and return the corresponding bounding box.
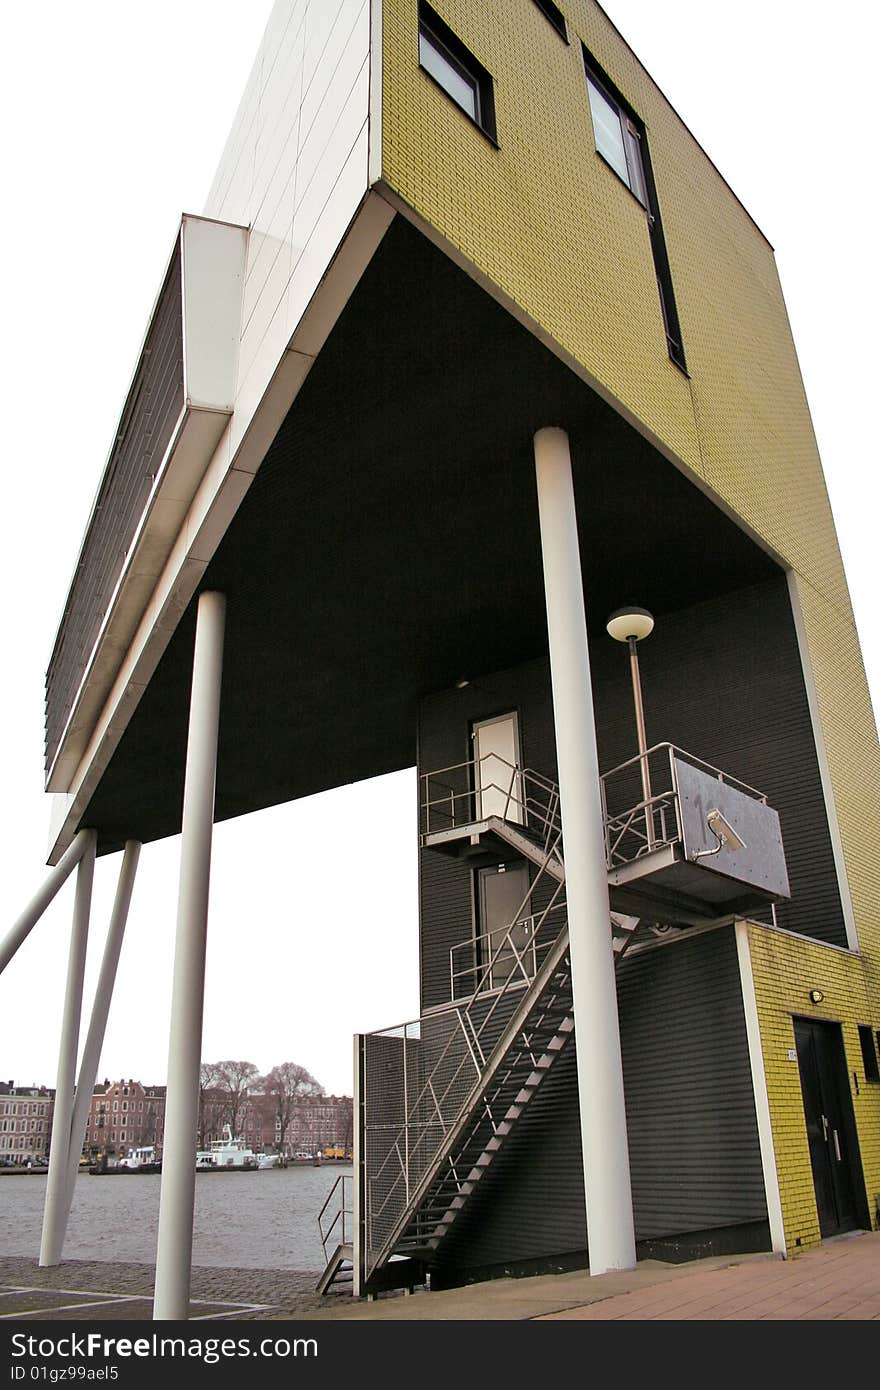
[195,1125,260,1171]
[257,1152,280,1169]
[117,1145,161,1173]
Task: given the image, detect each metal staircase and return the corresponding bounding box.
[375,919,577,1269]
[317,745,787,1295]
[315,757,642,1294]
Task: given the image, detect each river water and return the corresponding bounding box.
[0,1166,351,1272]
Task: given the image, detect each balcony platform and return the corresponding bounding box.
[421,816,565,882]
[606,842,784,926]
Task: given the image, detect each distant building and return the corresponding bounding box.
[0,1082,54,1165]
[201,1086,353,1158]
[285,1096,353,1158]
[84,1079,165,1161]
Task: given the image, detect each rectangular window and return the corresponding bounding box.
[858,1025,880,1082]
[583,48,686,372]
[419,3,496,143]
[533,1,568,41]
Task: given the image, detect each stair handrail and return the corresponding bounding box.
[369,834,566,1195]
[365,917,573,1277]
[449,901,567,999]
[364,835,567,1263]
[421,756,562,852]
[318,1172,352,1261]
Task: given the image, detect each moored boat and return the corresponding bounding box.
[118,1145,161,1173]
[195,1125,261,1171]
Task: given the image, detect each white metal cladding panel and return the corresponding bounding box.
[203,0,371,450]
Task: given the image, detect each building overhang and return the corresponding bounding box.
[48,213,782,861]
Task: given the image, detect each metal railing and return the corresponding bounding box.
[421,754,561,854]
[318,1173,353,1262]
[600,742,768,870]
[449,902,566,999]
[361,855,566,1278]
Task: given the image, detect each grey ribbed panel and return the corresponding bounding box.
[429,928,766,1279]
[45,242,184,774]
[616,929,767,1239]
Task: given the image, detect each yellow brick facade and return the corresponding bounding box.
[745,921,880,1251]
[379,0,880,1034]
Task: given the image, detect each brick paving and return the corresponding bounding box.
[536,1232,880,1321]
[0,1256,347,1320]
[1,1231,877,1321]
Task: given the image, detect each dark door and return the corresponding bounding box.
[794,1018,864,1237]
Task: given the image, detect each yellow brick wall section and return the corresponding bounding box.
[380,0,880,989]
[382,0,699,468]
[746,922,880,1252]
[793,576,880,969]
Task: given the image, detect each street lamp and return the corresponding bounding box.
[606,606,655,847]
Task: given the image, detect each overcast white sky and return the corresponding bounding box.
[0,2,877,1104]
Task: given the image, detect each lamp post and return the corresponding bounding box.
[607,606,655,847]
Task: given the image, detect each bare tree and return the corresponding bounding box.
[210,1060,260,1136]
[198,1062,225,1147]
[260,1062,324,1155]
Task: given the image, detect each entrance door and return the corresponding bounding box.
[473,713,523,823]
[793,1017,864,1237]
[477,863,533,989]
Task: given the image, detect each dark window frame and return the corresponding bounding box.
[533,0,568,42]
[418,2,497,145]
[582,47,687,374]
[858,1024,880,1083]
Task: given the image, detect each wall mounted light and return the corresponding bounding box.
[809,989,825,1004]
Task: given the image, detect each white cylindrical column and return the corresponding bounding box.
[40,830,97,1266]
[533,426,636,1275]
[0,830,90,978]
[63,841,142,1215]
[154,591,226,1321]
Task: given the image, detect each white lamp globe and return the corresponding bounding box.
[606,606,655,643]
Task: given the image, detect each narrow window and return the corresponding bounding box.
[858,1025,880,1082]
[583,49,687,372]
[419,3,497,143]
[533,0,568,41]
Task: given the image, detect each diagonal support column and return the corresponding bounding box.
[59,840,142,1226]
[0,830,91,977]
[40,830,97,1266]
[154,591,226,1321]
[533,426,636,1275]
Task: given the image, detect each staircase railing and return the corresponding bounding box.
[318,1172,353,1263]
[362,843,566,1278]
[449,902,567,1000]
[421,755,561,853]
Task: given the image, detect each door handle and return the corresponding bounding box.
[832,1129,842,1162]
[821,1114,829,1142]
